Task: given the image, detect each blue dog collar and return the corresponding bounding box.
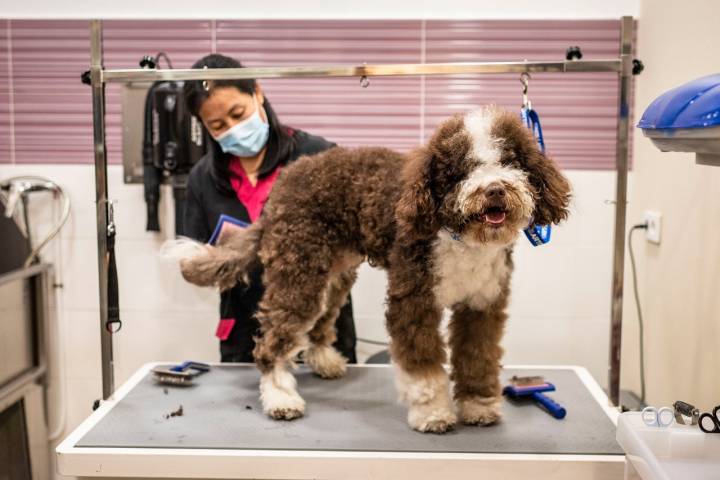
[443,227,463,242]
[444,223,551,246]
[523,223,552,246]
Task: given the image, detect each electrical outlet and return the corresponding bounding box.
[644,211,662,244]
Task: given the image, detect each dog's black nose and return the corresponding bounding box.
[486,183,506,198]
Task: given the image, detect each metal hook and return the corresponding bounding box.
[202,65,210,92]
[520,72,531,109]
[106,199,116,237]
[359,62,370,88]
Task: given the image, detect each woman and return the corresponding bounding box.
[182,53,357,363]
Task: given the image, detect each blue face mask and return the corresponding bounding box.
[213,97,270,157]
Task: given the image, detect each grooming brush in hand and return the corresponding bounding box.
[208,214,249,246]
[503,375,567,419]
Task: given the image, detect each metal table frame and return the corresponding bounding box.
[87,17,635,406]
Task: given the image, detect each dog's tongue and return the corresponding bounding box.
[485,211,506,224]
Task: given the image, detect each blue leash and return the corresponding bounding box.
[521,106,552,247]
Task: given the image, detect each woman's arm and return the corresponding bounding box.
[183,178,211,242]
[293,130,337,158]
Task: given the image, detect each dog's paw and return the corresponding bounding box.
[458,397,502,426]
[407,403,458,434]
[304,346,347,379]
[267,406,304,421]
[260,374,306,421]
[263,392,306,421]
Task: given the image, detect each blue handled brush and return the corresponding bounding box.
[503,375,567,419]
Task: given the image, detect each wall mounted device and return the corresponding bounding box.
[638,73,720,166]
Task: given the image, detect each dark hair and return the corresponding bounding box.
[183,53,296,195]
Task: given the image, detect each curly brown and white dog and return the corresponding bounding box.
[174,105,571,433]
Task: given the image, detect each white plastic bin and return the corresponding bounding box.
[616,412,720,480]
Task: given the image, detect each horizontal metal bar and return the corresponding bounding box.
[0,366,47,413]
[102,59,622,83]
[0,262,52,288]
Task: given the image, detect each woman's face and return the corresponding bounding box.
[198,86,267,138]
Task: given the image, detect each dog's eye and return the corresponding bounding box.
[500,152,520,166]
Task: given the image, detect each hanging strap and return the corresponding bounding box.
[106,202,122,333]
[521,106,552,247]
[521,106,546,153]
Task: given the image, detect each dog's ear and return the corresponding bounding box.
[526,147,572,226]
[491,109,571,226]
[396,146,438,240]
[396,115,472,241]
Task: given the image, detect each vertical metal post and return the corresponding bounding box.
[90,20,114,399]
[608,16,633,406]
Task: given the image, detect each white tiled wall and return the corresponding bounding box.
[0,164,628,475]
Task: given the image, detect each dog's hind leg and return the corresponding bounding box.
[386,283,457,433]
[449,299,508,426]
[305,268,358,379]
[253,253,335,420]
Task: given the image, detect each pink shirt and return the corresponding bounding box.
[228,157,282,222]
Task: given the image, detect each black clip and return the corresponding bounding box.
[632,59,645,76]
[565,46,583,61]
[80,70,91,86]
[139,55,157,69]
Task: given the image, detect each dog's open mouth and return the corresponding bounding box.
[468,206,507,226]
[483,206,507,225]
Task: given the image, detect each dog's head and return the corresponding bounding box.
[396,106,571,246]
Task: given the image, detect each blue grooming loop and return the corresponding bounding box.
[521,106,552,246]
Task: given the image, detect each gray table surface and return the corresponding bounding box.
[77,365,622,455]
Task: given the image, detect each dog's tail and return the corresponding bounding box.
[161,222,263,291]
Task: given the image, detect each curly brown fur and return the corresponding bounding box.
[174,106,572,431]
[179,222,263,290]
[449,285,510,426]
[303,269,358,379]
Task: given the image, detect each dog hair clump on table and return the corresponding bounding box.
[172,106,571,433]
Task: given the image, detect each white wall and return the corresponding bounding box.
[619,0,720,410]
[0,0,638,19]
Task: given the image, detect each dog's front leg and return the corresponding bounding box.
[449,301,508,426]
[386,292,456,434]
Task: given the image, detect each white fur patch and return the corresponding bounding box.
[463,108,503,164]
[458,396,503,425]
[159,236,208,261]
[304,345,347,379]
[394,366,457,432]
[259,365,306,416]
[456,163,532,213]
[395,366,448,405]
[457,109,535,218]
[432,231,510,310]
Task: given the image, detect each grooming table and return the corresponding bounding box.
[57,364,624,479]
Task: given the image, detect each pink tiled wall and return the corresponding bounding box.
[0,19,627,169]
[0,21,11,162]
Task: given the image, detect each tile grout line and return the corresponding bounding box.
[210,19,217,54]
[7,20,15,164]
